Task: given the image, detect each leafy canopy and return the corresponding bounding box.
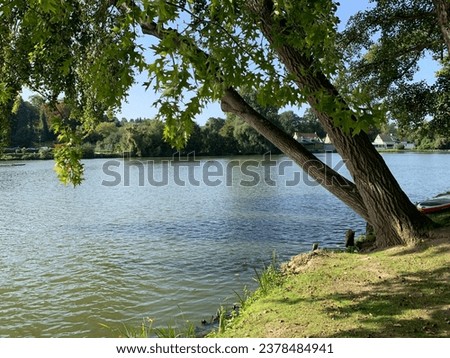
[339,0,449,136]
[0,0,403,184]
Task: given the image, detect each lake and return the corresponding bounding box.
[0,152,449,337]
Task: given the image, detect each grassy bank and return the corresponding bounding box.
[212,217,450,338]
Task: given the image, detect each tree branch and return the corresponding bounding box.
[136,16,369,220]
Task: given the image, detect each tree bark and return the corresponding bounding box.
[249,0,434,246]
[433,0,450,53]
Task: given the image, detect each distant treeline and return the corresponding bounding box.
[2,94,449,159]
[3,94,326,157]
[87,111,327,158]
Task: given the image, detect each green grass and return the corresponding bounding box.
[428,209,450,226]
[252,252,284,297]
[101,317,197,338]
[214,236,450,338]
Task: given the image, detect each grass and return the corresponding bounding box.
[428,209,450,226]
[101,317,197,338]
[252,252,284,297]
[213,222,449,338]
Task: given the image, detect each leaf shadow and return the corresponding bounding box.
[323,265,450,337]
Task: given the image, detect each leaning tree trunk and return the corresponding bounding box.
[138,5,433,247]
[140,19,369,220]
[250,1,434,247]
[433,0,450,53]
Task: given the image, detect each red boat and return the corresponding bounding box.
[417,195,450,214]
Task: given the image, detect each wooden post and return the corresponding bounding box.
[345,229,355,247]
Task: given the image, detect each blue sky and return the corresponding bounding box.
[23,1,439,125]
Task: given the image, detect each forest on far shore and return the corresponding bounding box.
[2,93,449,160]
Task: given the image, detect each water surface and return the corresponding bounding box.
[0,152,448,337]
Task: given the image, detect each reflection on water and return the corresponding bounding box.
[0,153,448,337]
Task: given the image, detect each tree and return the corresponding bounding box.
[182,122,203,155]
[433,0,450,52]
[29,95,54,143]
[222,1,433,246]
[0,0,442,247]
[230,115,280,154]
[201,117,230,155]
[94,121,122,153]
[278,111,300,136]
[432,59,450,137]
[9,97,40,147]
[223,92,282,155]
[115,119,175,157]
[340,0,450,137]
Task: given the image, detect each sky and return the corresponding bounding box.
[22,1,439,125]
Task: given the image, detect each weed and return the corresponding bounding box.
[102,317,197,338]
[253,252,284,296]
[217,306,227,334]
[233,286,250,309]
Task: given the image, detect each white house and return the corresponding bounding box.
[323,133,336,152]
[293,132,324,152]
[372,134,397,149]
[293,132,323,143]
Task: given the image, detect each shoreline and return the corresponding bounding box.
[2,149,450,162]
[211,218,450,338]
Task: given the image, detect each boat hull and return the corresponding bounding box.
[417,195,450,214]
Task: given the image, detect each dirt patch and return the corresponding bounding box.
[281,250,333,274]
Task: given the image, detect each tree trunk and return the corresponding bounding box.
[433,0,450,53]
[250,0,434,247]
[140,7,434,247]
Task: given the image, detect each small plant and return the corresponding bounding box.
[101,317,197,338]
[99,317,155,338]
[122,318,155,338]
[217,306,227,334]
[233,286,251,309]
[154,324,177,338]
[253,252,284,296]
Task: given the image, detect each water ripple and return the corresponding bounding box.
[1,154,448,337]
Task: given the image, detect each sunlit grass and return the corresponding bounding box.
[101,317,197,338]
[215,239,449,338]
